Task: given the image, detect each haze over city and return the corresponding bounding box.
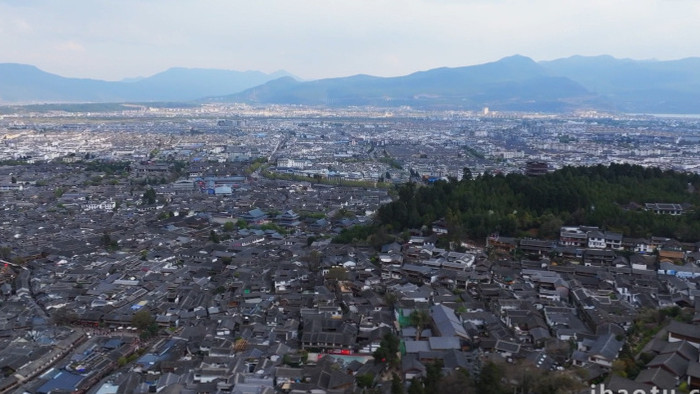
[1,0,699,81]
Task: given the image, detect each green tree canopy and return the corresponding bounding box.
[369,164,700,242]
[409,309,431,341]
[132,309,154,330]
[142,187,157,205]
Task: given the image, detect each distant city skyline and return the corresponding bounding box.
[1,0,698,81]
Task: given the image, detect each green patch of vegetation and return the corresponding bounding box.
[356,373,375,389]
[378,156,403,170]
[170,160,188,177]
[135,176,169,186]
[558,134,578,144]
[629,306,693,355]
[299,211,325,220]
[0,159,30,166]
[132,309,159,339]
[372,333,400,367]
[374,164,700,243]
[463,145,485,159]
[213,286,227,294]
[258,223,288,234]
[326,266,348,281]
[223,221,235,232]
[86,175,103,186]
[333,224,377,244]
[244,157,268,175]
[101,232,119,251]
[84,160,131,175]
[407,359,585,394]
[142,187,157,205]
[332,208,356,220]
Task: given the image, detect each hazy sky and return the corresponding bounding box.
[1,0,698,81]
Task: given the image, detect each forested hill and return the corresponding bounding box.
[375,164,700,243]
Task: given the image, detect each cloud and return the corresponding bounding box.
[0,0,698,80]
[54,41,85,53]
[13,17,32,33]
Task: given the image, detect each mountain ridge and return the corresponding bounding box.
[2,55,700,113]
[218,55,598,112]
[0,64,294,104]
[540,55,700,113]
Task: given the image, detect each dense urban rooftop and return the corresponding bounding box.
[0,105,699,393]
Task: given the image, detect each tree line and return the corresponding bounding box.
[361,163,700,243]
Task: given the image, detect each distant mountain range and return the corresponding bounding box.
[221,55,595,112]
[540,55,700,113]
[0,64,292,103]
[2,55,700,113]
